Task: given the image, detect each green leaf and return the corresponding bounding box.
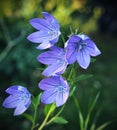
[77,74,93,81]
[22,113,33,123]
[84,92,100,130]
[72,74,93,86]
[44,103,56,116]
[90,123,96,130]
[96,121,111,130]
[53,116,68,124]
[32,93,42,108]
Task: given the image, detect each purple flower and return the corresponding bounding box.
[3,85,31,116]
[65,34,101,69]
[27,12,61,50]
[39,76,70,107]
[37,46,68,77]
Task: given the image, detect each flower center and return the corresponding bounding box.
[56,85,67,93]
[20,92,31,103]
[77,41,87,52]
[48,30,60,39]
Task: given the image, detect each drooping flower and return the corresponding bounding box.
[39,76,70,107]
[27,12,61,50]
[65,34,101,69]
[3,85,31,116]
[37,46,68,77]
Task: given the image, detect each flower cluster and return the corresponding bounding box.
[28,12,101,106]
[2,12,101,115]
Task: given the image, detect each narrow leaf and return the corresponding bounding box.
[84,92,100,129]
[32,93,42,108]
[53,116,68,124]
[96,121,111,130]
[72,74,93,86]
[77,74,93,82]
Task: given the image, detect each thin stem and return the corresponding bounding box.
[45,105,65,126]
[38,103,55,130]
[0,18,11,43]
[0,44,14,63]
[31,105,37,130]
[67,63,76,82]
[0,18,25,63]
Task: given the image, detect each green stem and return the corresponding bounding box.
[67,63,76,82]
[31,105,37,130]
[46,105,65,126]
[0,18,25,63]
[38,104,55,130]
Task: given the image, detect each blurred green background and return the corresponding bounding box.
[0,0,117,130]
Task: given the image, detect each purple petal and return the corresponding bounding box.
[50,46,64,54]
[3,95,21,108]
[56,91,69,107]
[42,12,60,29]
[49,37,59,45]
[78,34,89,40]
[41,90,56,104]
[39,77,59,90]
[5,85,20,94]
[29,18,51,31]
[36,41,52,50]
[25,98,31,108]
[27,31,51,43]
[65,35,81,48]
[38,51,61,65]
[14,100,27,116]
[38,46,65,64]
[84,39,101,56]
[77,49,90,69]
[66,46,77,64]
[42,63,66,77]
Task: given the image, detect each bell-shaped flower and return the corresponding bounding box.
[39,76,70,107]
[37,46,68,76]
[3,85,31,116]
[65,34,101,69]
[27,12,61,50]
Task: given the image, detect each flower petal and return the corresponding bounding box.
[66,46,77,64]
[56,91,69,107]
[77,49,90,69]
[5,85,20,94]
[42,63,65,77]
[78,34,89,40]
[29,18,51,31]
[27,31,51,43]
[41,90,56,104]
[42,12,60,29]
[65,35,81,47]
[39,77,60,90]
[84,39,101,56]
[36,41,52,50]
[3,95,21,108]
[38,51,61,65]
[14,100,27,116]
[38,46,66,64]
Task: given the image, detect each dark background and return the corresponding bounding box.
[0,0,117,130]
